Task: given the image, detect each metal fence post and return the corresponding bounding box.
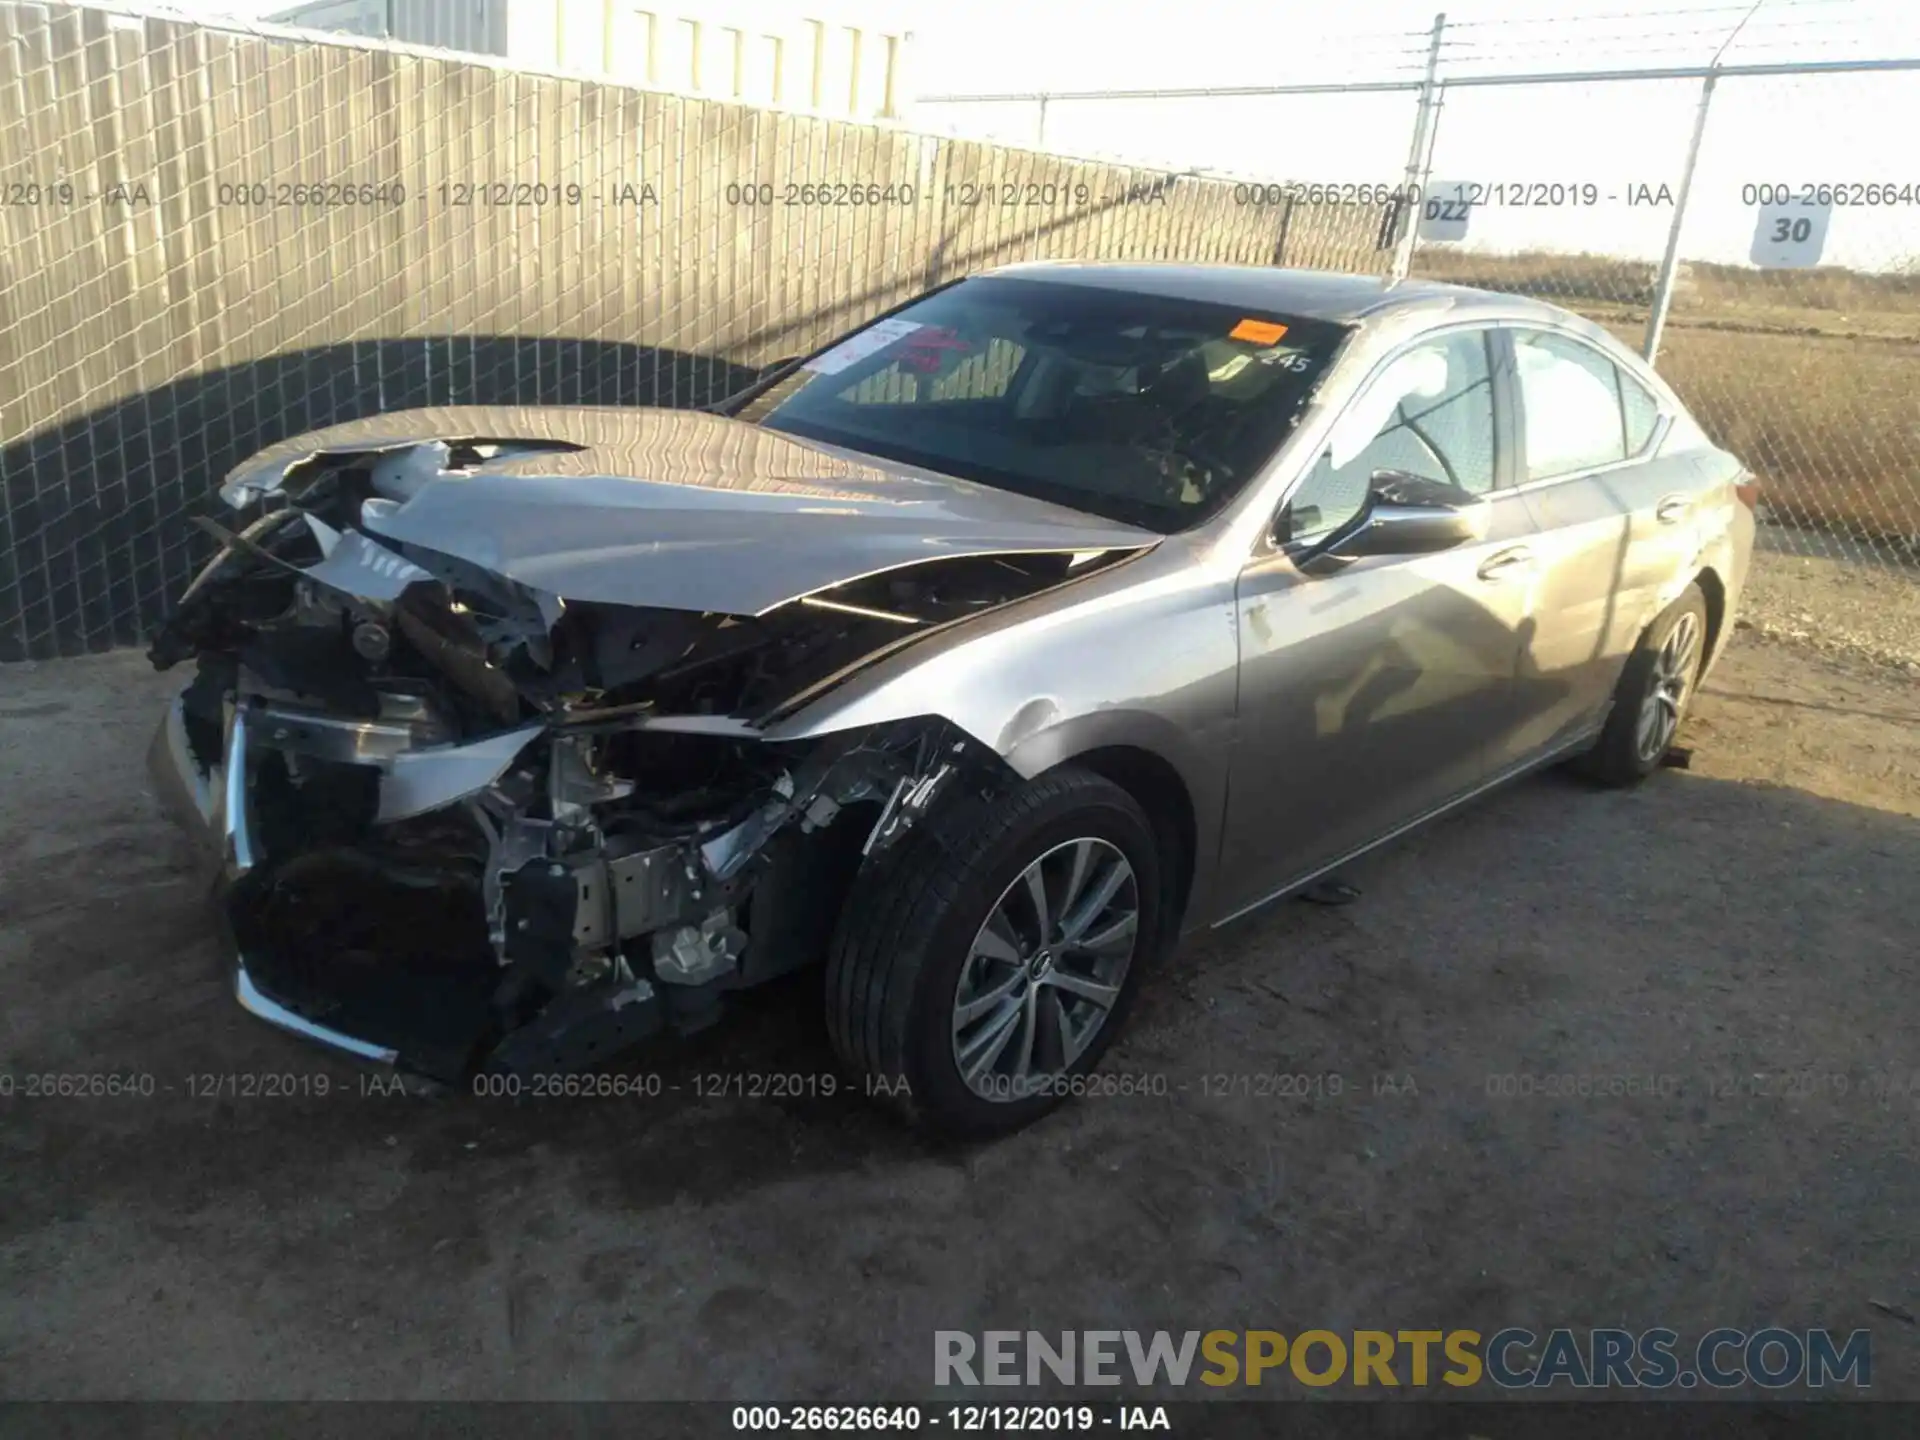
[1643,71,1717,364]
[1389,11,1447,283]
[1271,194,1295,266]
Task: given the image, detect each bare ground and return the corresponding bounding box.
[2,580,1918,1400]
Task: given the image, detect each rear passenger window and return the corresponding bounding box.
[1620,370,1661,454]
[1514,331,1626,481]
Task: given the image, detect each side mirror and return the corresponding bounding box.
[1325,470,1490,558]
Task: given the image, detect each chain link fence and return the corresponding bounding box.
[919,23,1920,587]
[1406,67,1920,571]
[6,3,1920,664]
[0,1,1392,661]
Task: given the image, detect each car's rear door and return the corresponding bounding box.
[1216,324,1537,921]
[1497,327,1710,767]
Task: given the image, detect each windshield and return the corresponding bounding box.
[731,276,1350,533]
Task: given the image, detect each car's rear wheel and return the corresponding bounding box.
[1573,582,1708,787]
[825,767,1164,1136]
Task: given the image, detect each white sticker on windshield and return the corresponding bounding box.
[803,318,926,376]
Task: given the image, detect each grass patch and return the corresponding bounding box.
[1411,249,1920,540]
[1659,329,1920,541]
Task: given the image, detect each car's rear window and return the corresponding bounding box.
[733,276,1350,533]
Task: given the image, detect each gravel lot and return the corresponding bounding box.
[1746,530,1920,675]
[2,556,1918,1402]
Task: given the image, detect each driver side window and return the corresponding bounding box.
[1282,329,1496,544]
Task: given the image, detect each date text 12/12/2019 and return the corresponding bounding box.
[730,1405,1172,1432]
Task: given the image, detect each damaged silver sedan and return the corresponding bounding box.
[148,263,1753,1134]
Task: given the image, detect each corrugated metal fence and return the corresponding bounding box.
[0,2,1390,661]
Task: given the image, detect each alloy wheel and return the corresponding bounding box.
[950,837,1140,1102]
[1636,609,1702,762]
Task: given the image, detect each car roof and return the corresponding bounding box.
[981,260,1563,326]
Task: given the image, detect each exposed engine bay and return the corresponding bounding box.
[149,422,1140,1082]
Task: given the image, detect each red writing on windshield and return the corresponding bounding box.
[896,326,973,373]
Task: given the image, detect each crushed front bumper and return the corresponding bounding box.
[147,692,667,1079]
[150,696,405,1065]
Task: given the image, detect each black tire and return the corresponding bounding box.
[825,767,1167,1137]
[1572,582,1709,788]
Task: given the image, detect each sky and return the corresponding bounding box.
[133,0,1920,269]
[900,0,1920,269]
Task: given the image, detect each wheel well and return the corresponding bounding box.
[1063,746,1198,924]
[1694,565,1727,663]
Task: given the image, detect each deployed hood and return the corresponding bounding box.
[221,405,1159,616]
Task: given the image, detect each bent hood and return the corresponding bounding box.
[221,405,1159,615]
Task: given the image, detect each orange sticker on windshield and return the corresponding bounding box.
[1230,318,1288,344]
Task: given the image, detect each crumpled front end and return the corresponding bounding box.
[145,428,1107,1082]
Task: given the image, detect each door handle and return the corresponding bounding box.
[1655,494,1692,525]
[1476,546,1534,582]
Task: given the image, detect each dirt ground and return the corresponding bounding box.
[2,564,1918,1402]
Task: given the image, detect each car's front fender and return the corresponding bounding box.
[763,547,1242,929]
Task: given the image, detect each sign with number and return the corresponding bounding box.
[1417,181,1473,242]
[1750,200,1831,268]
